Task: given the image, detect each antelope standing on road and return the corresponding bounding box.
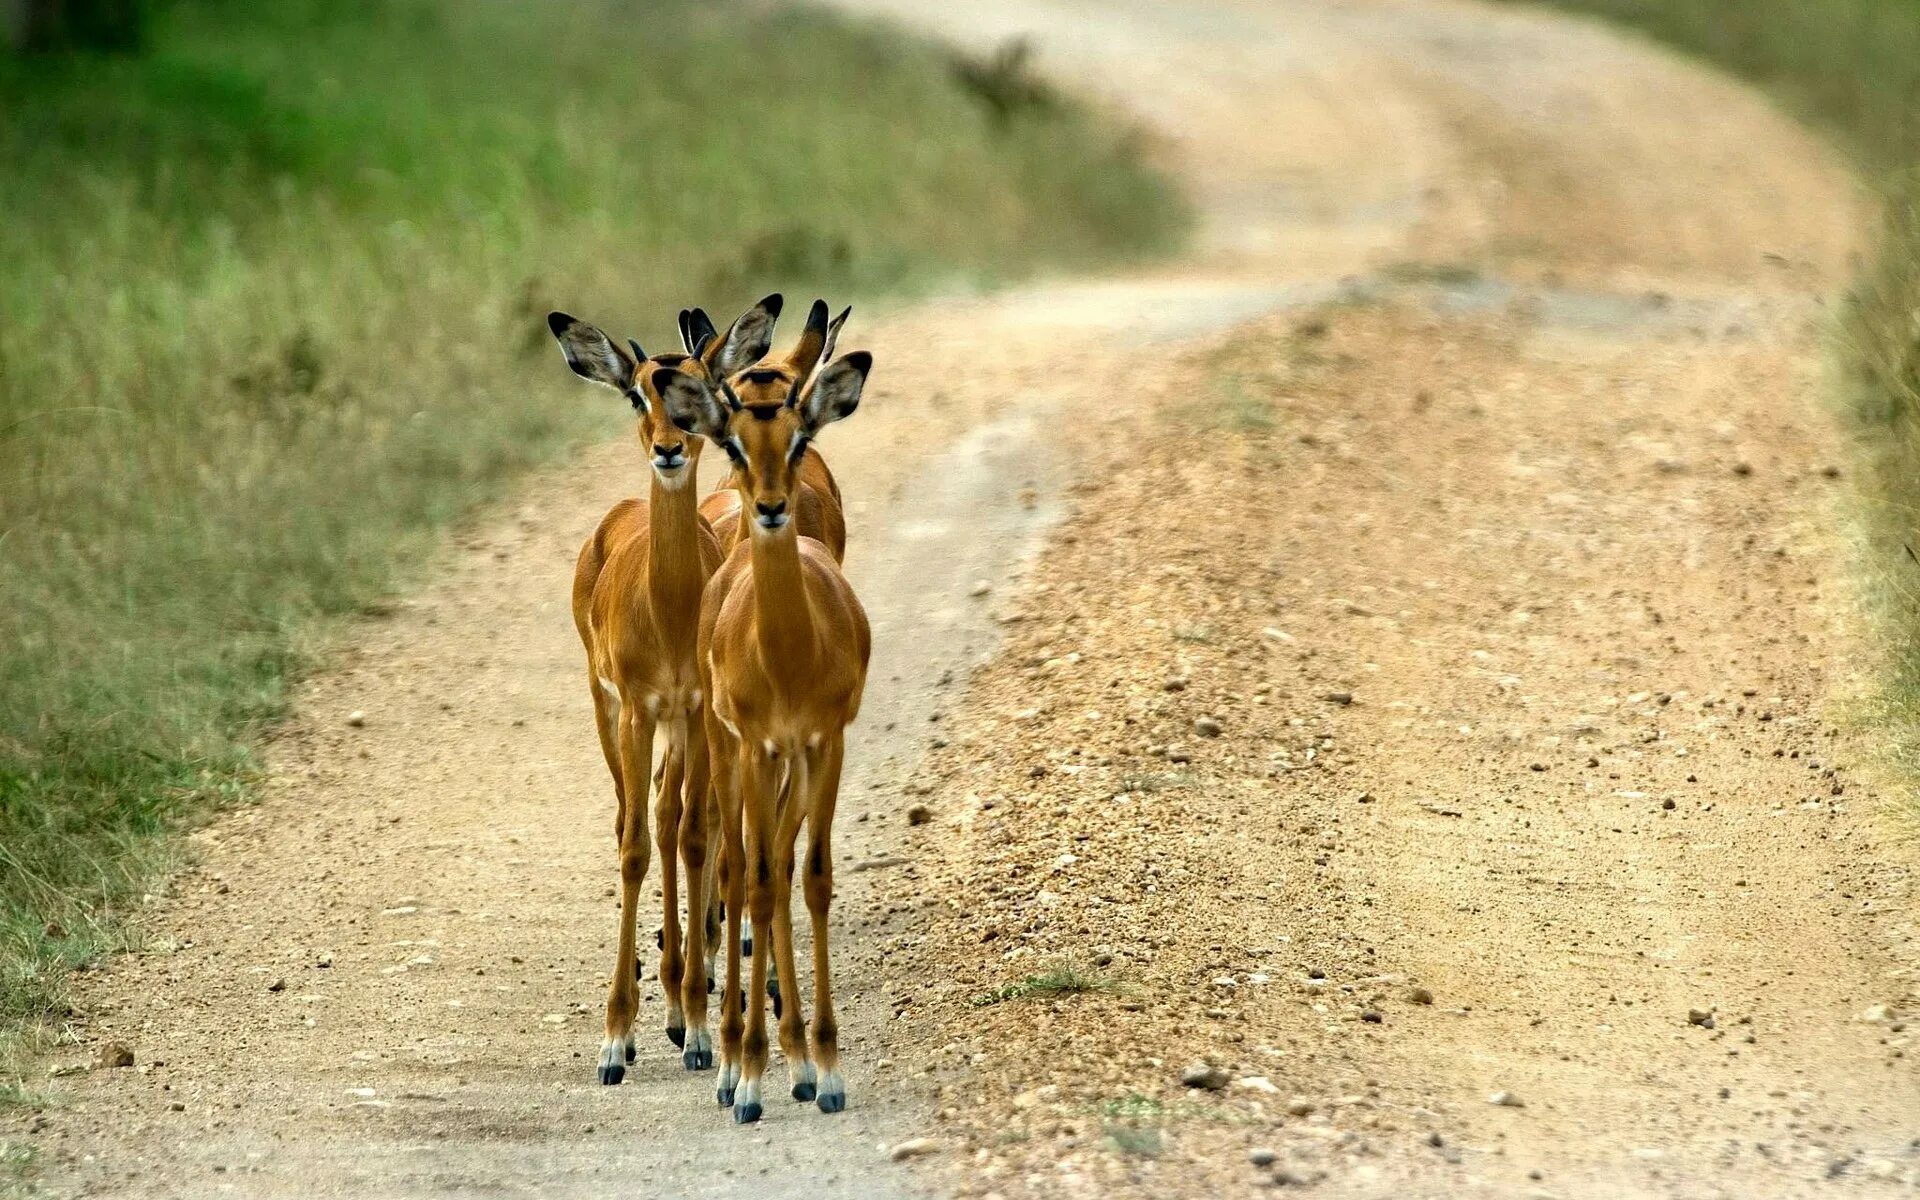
[546,297,780,1083]
[678,300,853,997]
[658,330,872,1123]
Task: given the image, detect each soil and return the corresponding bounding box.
[13,1,1916,1197]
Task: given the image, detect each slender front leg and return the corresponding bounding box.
[712,714,746,1108]
[601,705,656,1084]
[804,735,847,1113]
[678,713,714,1070]
[734,744,778,1124]
[656,723,687,1049]
[771,752,813,1103]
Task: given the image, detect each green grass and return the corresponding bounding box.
[0,1138,33,1199]
[0,0,1184,1079]
[1505,0,1920,759]
[970,963,1119,1007]
[1093,1091,1254,1157]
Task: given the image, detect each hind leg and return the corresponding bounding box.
[599,705,655,1084]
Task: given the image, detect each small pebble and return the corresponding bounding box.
[1180,1061,1229,1090]
[888,1137,941,1161]
[96,1043,135,1070]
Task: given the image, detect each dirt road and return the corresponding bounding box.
[18,0,1917,1196]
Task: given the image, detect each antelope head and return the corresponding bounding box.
[545,294,784,488]
[656,299,869,532]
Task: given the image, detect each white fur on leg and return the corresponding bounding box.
[732,1075,764,1123]
[790,1058,817,1099]
[683,1025,713,1071]
[597,1035,630,1084]
[816,1069,847,1113]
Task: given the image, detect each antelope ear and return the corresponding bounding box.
[797,351,871,433]
[703,293,782,376]
[676,310,695,355]
[651,366,730,441]
[548,312,637,392]
[686,307,720,359]
[819,305,852,369]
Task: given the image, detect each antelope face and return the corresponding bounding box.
[656,350,872,534]
[725,368,811,532]
[546,295,784,486]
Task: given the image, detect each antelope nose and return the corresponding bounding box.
[756,499,787,519]
[653,443,684,462]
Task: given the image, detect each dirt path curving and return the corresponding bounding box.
[15,1,1913,1197]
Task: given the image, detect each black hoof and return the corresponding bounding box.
[792,1080,816,1102]
[655,927,664,950]
[733,1101,763,1125]
[624,1043,636,1064]
[716,1085,735,1107]
[707,975,716,994]
[818,1091,846,1114]
[598,1063,625,1086]
[742,936,754,957]
[666,1024,686,1049]
[684,1047,713,1071]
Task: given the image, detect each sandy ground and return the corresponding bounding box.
[12,0,1916,1197]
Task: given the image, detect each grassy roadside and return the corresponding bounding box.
[1510,0,1920,763]
[0,0,1183,1084]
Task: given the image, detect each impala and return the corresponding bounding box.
[546,296,780,1083]
[657,329,873,1122]
[678,299,854,1000]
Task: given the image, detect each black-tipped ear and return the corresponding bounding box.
[687,308,719,359]
[786,300,832,381]
[705,294,783,377]
[820,305,852,370]
[651,366,730,440]
[797,350,870,433]
[548,312,636,391]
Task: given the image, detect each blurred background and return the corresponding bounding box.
[0,0,1183,1041]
